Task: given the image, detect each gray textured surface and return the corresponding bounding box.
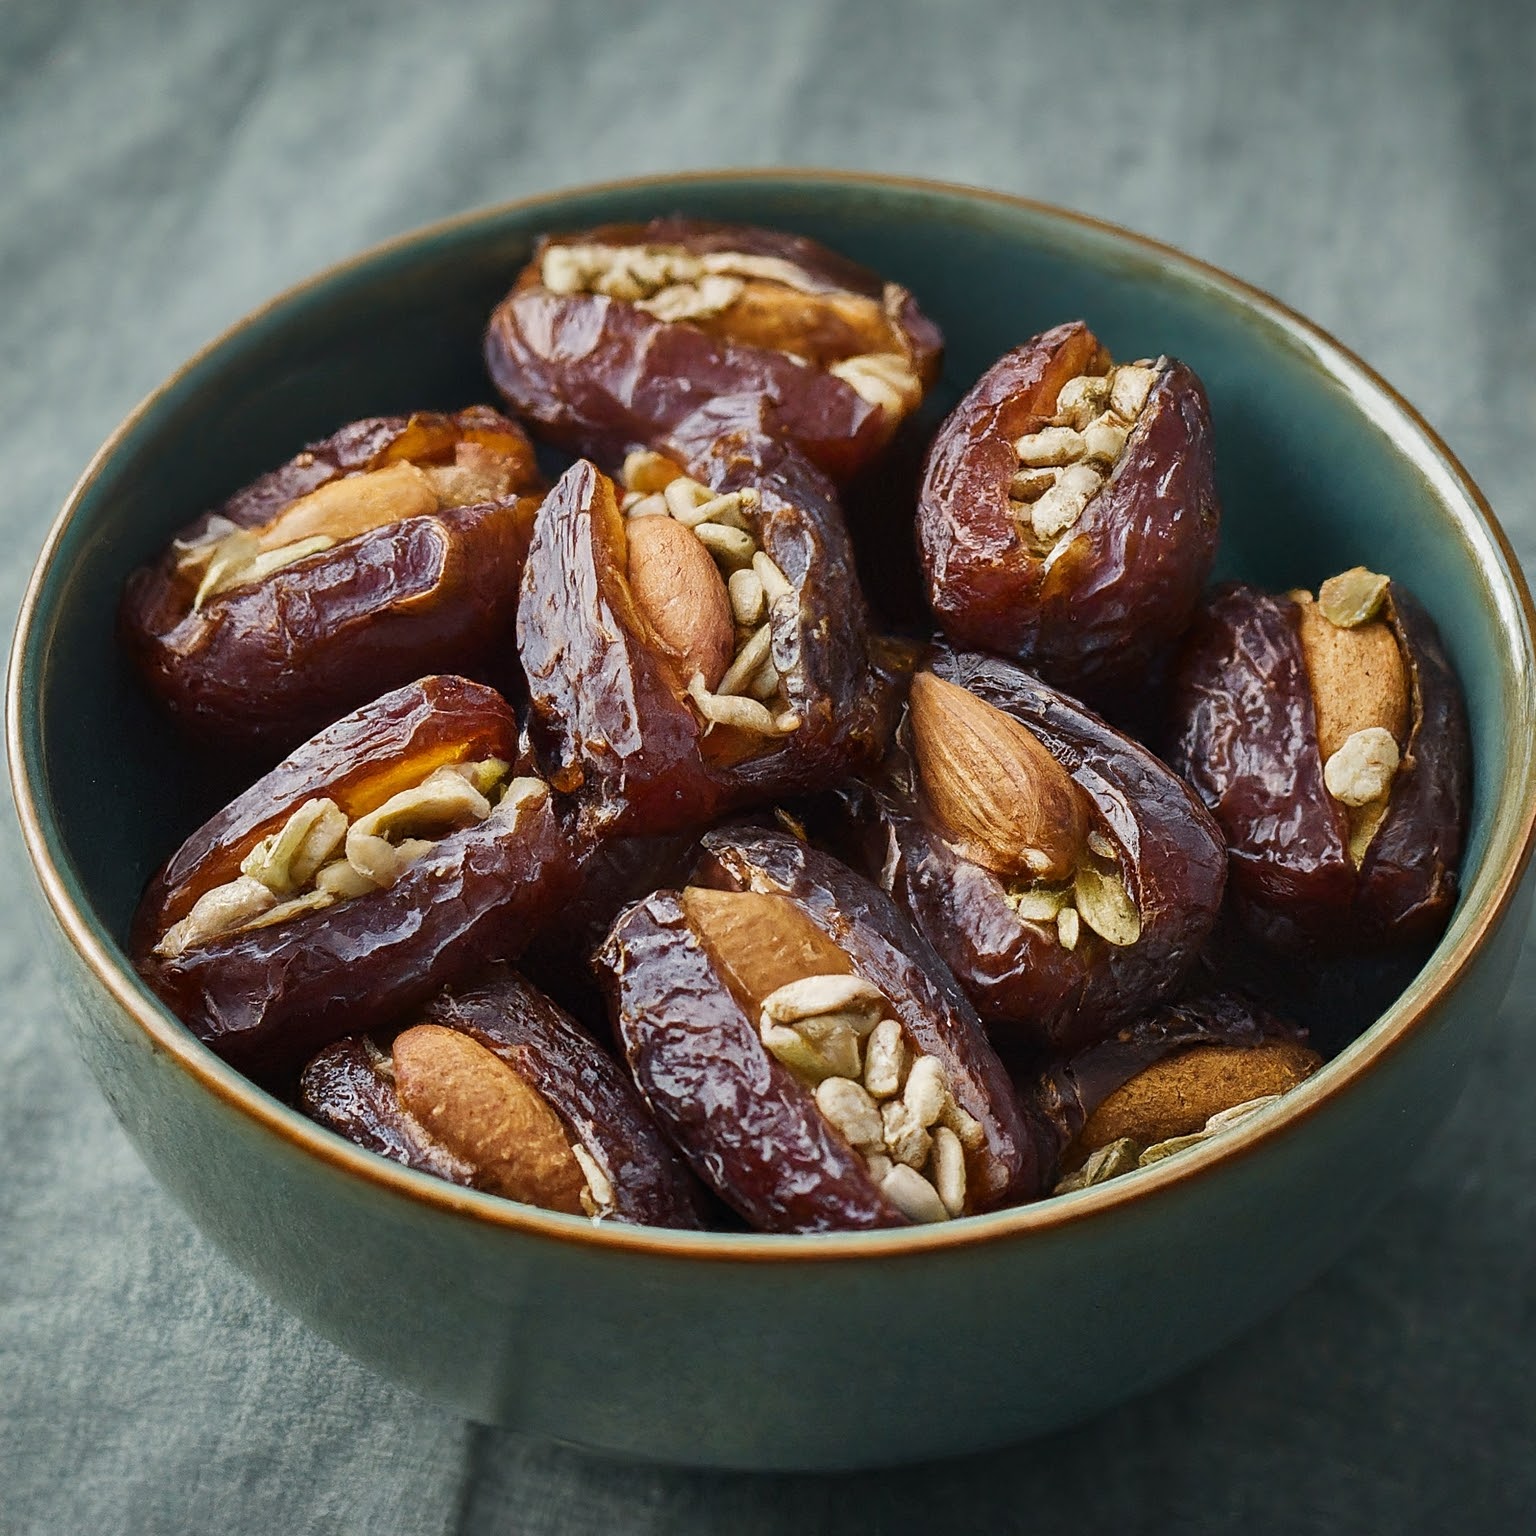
[3,1,1534,1531]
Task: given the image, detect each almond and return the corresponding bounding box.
[1071,1040,1321,1160]
[908,671,1088,881]
[680,886,850,1008]
[391,1024,588,1214]
[625,514,734,690]
[258,460,441,551]
[1293,592,1409,761]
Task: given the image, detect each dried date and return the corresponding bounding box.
[133,677,576,1075]
[299,968,703,1227]
[517,405,893,839]
[853,649,1227,1057]
[596,826,1048,1233]
[1031,990,1320,1171]
[917,322,1219,700]
[1169,571,1469,950]
[484,219,942,483]
[121,408,545,749]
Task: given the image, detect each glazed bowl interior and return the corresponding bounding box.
[11,171,1534,1255]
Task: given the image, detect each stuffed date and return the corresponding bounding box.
[854,650,1227,1057]
[121,408,545,749]
[1169,570,1469,951]
[517,407,892,838]
[917,322,1218,699]
[596,826,1048,1233]
[1031,991,1320,1186]
[484,218,942,483]
[133,676,576,1075]
[299,968,703,1227]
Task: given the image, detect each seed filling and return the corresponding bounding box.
[618,456,801,739]
[154,760,531,958]
[539,243,922,413]
[754,971,984,1223]
[1008,360,1161,550]
[1003,828,1141,949]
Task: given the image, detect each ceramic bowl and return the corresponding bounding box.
[9,172,1535,1471]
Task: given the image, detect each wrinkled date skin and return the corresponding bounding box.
[121,408,546,749]
[858,649,1228,1058]
[134,677,577,1076]
[484,218,943,483]
[519,830,701,1022]
[1169,581,1469,951]
[299,968,704,1228]
[917,321,1219,700]
[594,825,1046,1234]
[517,411,894,840]
[1031,990,1315,1155]
[297,1035,479,1185]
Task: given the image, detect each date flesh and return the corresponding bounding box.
[484,218,942,483]
[1169,579,1469,951]
[121,408,545,750]
[917,321,1219,700]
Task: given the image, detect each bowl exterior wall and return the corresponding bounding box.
[38,871,1530,1469]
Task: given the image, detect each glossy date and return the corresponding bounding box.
[1169,573,1469,951]
[121,408,545,750]
[917,321,1219,701]
[1031,990,1320,1168]
[299,967,703,1227]
[517,406,893,839]
[853,649,1228,1057]
[484,218,943,483]
[595,826,1048,1234]
[133,677,576,1076]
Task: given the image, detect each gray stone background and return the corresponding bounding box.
[2,0,1533,1530]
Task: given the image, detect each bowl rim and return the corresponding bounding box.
[9,166,1536,1263]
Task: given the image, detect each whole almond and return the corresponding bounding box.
[1293,593,1409,761]
[681,886,851,1008]
[1072,1039,1321,1159]
[626,514,734,690]
[909,671,1088,881]
[259,461,441,551]
[392,1024,588,1214]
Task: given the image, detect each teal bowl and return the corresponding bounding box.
[9,172,1535,1471]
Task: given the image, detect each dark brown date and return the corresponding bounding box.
[1031,990,1320,1165]
[299,968,704,1228]
[517,411,893,840]
[297,1035,478,1185]
[121,408,545,750]
[134,675,521,944]
[917,321,1219,700]
[595,826,1048,1234]
[854,649,1227,1058]
[484,218,943,483]
[133,677,577,1076]
[1169,573,1469,951]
